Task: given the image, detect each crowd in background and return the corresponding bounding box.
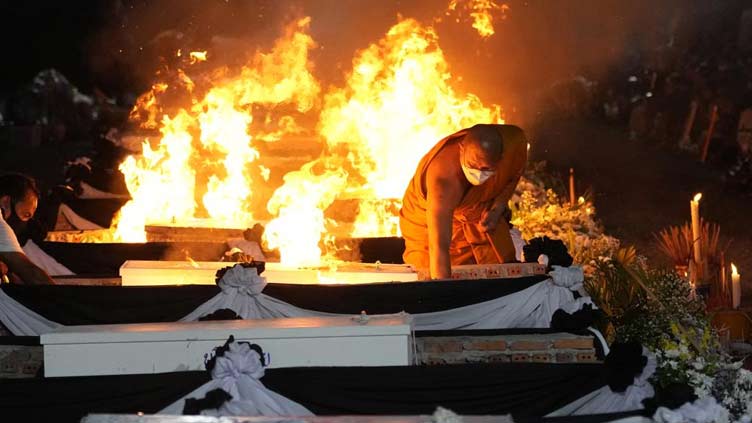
[587,8,752,192]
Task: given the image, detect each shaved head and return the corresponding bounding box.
[460,124,503,169]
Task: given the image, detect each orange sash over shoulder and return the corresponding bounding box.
[399,124,527,270]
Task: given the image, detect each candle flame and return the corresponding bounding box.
[693,193,702,202]
[731,263,739,276]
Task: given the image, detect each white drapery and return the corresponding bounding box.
[0,286,61,335]
[58,204,104,230]
[181,265,592,331]
[0,265,594,335]
[159,339,313,417]
[547,348,656,416]
[22,240,75,276]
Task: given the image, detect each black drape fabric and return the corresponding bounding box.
[0,371,209,422]
[38,241,229,274]
[38,237,407,275]
[263,363,605,417]
[2,284,219,324]
[0,363,607,422]
[356,236,405,263]
[1,275,548,325]
[61,198,128,228]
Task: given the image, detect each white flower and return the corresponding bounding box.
[692,358,706,370]
[665,349,680,358]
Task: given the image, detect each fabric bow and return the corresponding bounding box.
[211,341,265,382]
[218,265,267,296]
[549,265,584,288]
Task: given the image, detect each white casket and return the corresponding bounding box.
[41,315,413,377]
[119,260,419,286]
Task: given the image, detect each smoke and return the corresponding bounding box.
[80,0,748,122]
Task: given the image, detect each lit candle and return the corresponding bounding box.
[731,263,741,309]
[569,168,576,206]
[690,193,702,267]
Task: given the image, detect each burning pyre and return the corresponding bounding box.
[112,2,507,267]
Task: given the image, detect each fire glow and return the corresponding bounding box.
[112,8,507,267]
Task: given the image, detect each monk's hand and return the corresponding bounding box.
[480,206,504,233]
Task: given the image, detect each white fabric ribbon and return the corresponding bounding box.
[510,228,525,262]
[159,340,312,416]
[22,240,74,276]
[1,268,595,335]
[413,279,585,330]
[182,268,587,330]
[549,265,584,289]
[547,348,656,416]
[59,203,104,230]
[180,265,334,322]
[0,287,61,335]
[218,265,267,296]
[78,182,130,199]
[653,397,731,423]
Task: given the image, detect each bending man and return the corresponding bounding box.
[399,124,527,279]
[0,173,54,284]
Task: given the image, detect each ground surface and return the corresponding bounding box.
[531,116,752,305]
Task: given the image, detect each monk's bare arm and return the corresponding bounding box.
[481,136,528,232]
[426,159,464,279]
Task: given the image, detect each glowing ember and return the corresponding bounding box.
[446,0,509,38]
[189,50,207,64]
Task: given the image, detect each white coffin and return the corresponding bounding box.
[41,315,413,377]
[119,260,418,286]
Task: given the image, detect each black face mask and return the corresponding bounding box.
[5,203,30,245]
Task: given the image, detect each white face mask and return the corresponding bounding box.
[461,164,495,186]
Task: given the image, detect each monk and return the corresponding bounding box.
[399,124,527,279]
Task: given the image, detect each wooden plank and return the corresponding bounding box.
[52,276,121,286]
[145,225,245,243]
[417,262,547,281]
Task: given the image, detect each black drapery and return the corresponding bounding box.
[61,197,128,228]
[36,237,408,275]
[1,275,548,325]
[0,363,614,422]
[38,241,229,274]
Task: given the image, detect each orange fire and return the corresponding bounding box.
[446,0,509,38]
[317,18,503,240]
[114,17,320,242]
[189,51,208,64]
[115,14,504,268]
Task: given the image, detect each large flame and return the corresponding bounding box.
[114,18,320,242]
[264,161,348,267]
[115,13,505,269]
[317,18,503,238]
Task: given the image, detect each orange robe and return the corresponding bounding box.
[399,124,527,270]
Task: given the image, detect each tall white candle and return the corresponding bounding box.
[690,193,702,267]
[731,263,741,309]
